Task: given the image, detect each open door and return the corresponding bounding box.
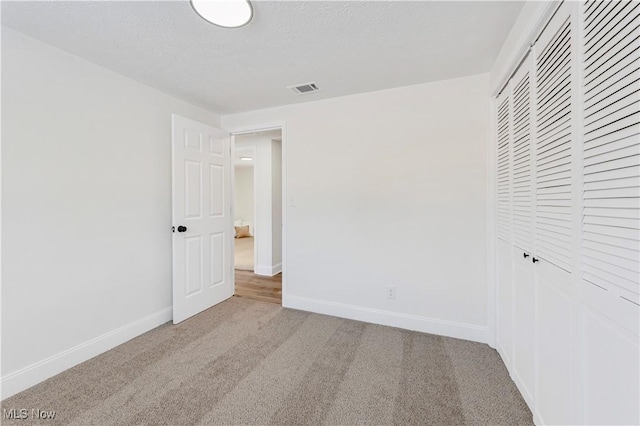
[172,114,233,324]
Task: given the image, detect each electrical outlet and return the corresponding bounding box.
[387,286,396,299]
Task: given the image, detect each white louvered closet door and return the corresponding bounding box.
[497,91,512,242]
[495,87,515,365]
[531,5,577,424]
[582,0,640,311]
[581,2,639,424]
[512,58,534,253]
[510,54,536,407]
[494,2,639,424]
[535,10,574,273]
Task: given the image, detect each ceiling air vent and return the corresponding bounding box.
[288,82,320,95]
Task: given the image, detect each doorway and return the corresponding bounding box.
[232,128,283,305]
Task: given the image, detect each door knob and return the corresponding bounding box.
[523,253,530,258]
[532,257,539,263]
[177,226,187,233]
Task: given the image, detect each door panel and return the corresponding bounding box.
[497,239,514,364]
[583,307,639,425]
[509,51,535,405]
[185,235,203,296]
[536,260,573,425]
[534,3,573,274]
[185,161,203,218]
[210,233,225,286]
[210,164,224,217]
[513,246,535,405]
[172,115,232,324]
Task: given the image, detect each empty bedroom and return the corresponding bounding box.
[1,1,638,425]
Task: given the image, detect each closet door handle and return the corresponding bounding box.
[523,253,530,258]
[532,257,539,263]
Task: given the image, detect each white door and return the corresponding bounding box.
[532,5,575,423]
[495,87,515,364]
[510,52,535,407]
[172,114,233,324]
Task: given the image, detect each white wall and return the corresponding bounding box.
[1,27,220,397]
[223,74,490,342]
[234,166,254,228]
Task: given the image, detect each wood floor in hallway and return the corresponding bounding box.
[234,270,282,304]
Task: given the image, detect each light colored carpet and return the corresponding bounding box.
[1,298,532,425]
[234,236,253,271]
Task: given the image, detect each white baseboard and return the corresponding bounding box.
[1,307,172,400]
[270,263,282,275]
[254,263,282,277]
[253,265,270,276]
[498,344,539,425]
[283,295,488,344]
[533,410,544,426]
[496,344,511,369]
[511,370,534,413]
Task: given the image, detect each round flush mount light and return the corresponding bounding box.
[240,157,253,161]
[190,0,253,28]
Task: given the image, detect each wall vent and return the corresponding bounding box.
[288,82,320,95]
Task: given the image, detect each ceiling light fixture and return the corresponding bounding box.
[190,0,253,28]
[240,157,253,161]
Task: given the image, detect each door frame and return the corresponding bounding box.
[229,122,287,303]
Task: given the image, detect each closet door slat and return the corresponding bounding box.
[584,205,640,219]
[497,91,511,242]
[582,1,640,300]
[584,69,640,115]
[585,92,640,130]
[584,2,638,56]
[582,2,640,303]
[535,17,574,272]
[584,239,640,261]
[584,228,640,251]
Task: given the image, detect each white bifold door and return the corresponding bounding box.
[172,115,233,324]
[494,2,639,425]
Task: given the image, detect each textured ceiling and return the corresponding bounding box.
[2,1,524,114]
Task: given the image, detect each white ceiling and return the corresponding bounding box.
[2,1,524,114]
[234,129,281,166]
[234,146,255,167]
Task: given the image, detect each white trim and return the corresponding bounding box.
[250,144,258,272]
[270,262,282,276]
[500,344,544,425]
[486,87,498,349]
[283,295,489,344]
[0,307,172,400]
[230,137,237,291]
[253,265,271,276]
[490,1,559,96]
[253,262,281,277]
